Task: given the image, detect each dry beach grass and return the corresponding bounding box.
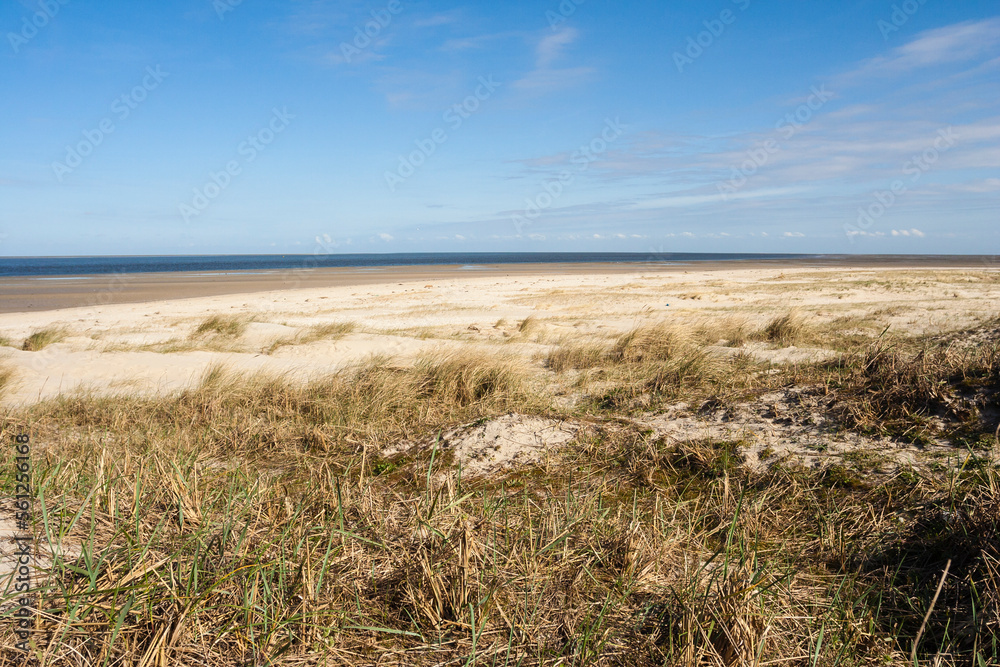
[0,265,998,665]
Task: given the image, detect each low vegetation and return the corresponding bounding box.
[265,321,356,354]
[192,314,251,338]
[0,364,14,398]
[1,313,998,665]
[831,335,1000,445]
[21,326,67,351]
[755,311,808,345]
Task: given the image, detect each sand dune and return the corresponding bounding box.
[1,264,997,406]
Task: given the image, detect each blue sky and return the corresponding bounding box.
[1,0,998,256]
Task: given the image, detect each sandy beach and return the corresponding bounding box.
[1,260,997,406]
[2,260,999,662]
[8,3,999,660]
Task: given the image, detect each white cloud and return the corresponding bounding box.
[783,231,805,237]
[378,233,394,241]
[845,17,1000,80]
[536,28,577,68]
[441,31,517,52]
[946,177,1000,193]
[511,27,595,92]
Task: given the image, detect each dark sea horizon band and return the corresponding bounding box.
[0,252,825,278]
[0,252,995,279]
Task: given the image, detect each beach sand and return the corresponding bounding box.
[2,260,999,660]
[1,260,997,407]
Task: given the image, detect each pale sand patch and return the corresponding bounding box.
[707,343,841,365]
[390,389,997,479]
[438,414,580,477]
[0,499,81,606]
[638,389,997,473]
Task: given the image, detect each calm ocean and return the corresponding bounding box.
[0,252,814,278]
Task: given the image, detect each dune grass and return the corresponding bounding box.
[0,334,12,348]
[546,323,688,371]
[193,314,251,338]
[21,326,68,351]
[608,322,687,364]
[545,323,756,411]
[265,321,357,354]
[694,316,753,347]
[829,337,1000,446]
[304,320,356,340]
[1,317,998,664]
[545,339,608,372]
[754,311,809,346]
[0,364,14,397]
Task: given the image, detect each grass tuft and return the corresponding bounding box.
[22,326,67,351]
[609,323,687,364]
[517,315,537,333]
[265,321,356,354]
[412,349,527,408]
[0,364,14,397]
[306,320,356,340]
[192,313,249,338]
[545,339,608,371]
[756,311,808,345]
[832,339,1000,444]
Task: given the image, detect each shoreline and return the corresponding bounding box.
[1,256,995,314]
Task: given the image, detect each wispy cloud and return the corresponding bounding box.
[536,28,576,68]
[841,17,1000,81]
[521,19,1000,196]
[511,27,595,93]
[414,12,461,28]
[484,18,999,245]
[441,31,519,52]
